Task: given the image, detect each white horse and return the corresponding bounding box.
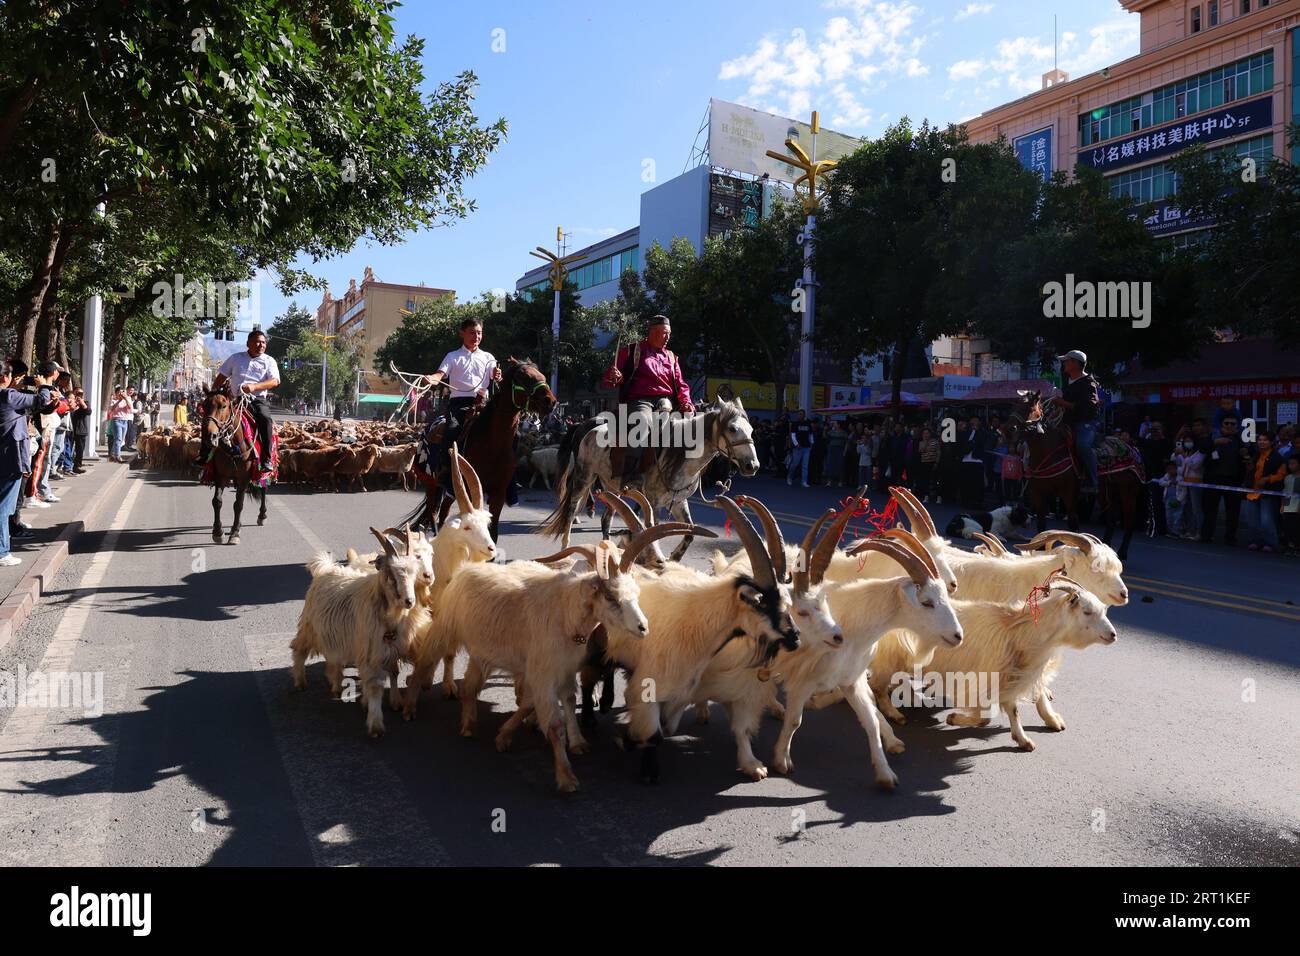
[541,398,759,562]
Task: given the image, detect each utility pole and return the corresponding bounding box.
[80,202,106,459]
[766,111,837,413]
[528,227,584,395]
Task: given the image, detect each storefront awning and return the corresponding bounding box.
[357,393,405,404]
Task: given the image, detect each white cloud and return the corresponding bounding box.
[954,3,994,21]
[717,1,928,133]
[945,12,1138,100]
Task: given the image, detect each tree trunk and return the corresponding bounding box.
[101,304,131,414]
[37,231,74,363]
[56,311,72,377]
[0,75,41,161]
[17,221,61,363]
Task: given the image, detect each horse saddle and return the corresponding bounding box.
[1069,433,1145,481]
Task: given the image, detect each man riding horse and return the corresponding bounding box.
[421,315,503,475]
[199,329,279,473]
[1055,349,1101,495]
[601,314,694,488]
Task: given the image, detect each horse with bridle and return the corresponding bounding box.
[541,396,760,563]
[199,382,270,545]
[1007,389,1143,560]
[401,356,555,541]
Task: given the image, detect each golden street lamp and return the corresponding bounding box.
[765,110,836,414]
[528,226,586,394]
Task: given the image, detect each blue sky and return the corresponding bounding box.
[248,0,1138,338]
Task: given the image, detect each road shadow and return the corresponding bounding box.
[43,564,310,622]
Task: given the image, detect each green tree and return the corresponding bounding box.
[816,119,1040,412]
[282,328,364,410]
[264,304,315,364]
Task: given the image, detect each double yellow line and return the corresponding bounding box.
[695,498,1300,623]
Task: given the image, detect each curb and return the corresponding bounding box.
[0,462,130,655]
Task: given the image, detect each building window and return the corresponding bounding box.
[1191,6,1201,33]
[1208,1,1218,27]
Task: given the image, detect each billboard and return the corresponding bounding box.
[706,376,828,412]
[708,172,764,240]
[1013,126,1053,182]
[709,98,862,182]
[1077,96,1272,173]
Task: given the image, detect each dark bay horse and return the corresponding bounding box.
[201,386,269,545]
[1010,390,1143,560]
[403,357,555,541]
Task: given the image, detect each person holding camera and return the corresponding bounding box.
[108,386,133,462]
[0,358,59,566]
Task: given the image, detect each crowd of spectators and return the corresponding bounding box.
[0,358,94,568]
[751,401,1300,557]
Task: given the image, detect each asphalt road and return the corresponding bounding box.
[1,465,1297,867]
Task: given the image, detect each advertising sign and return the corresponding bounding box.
[708,172,764,240]
[1078,97,1272,173]
[942,375,983,399]
[709,98,862,182]
[707,377,827,412]
[1013,126,1053,182]
[1159,380,1300,402]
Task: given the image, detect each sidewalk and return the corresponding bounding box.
[0,447,129,653]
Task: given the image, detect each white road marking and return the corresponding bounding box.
[0,477,143,866]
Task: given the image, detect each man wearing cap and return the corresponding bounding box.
[1056,349,1101,494]
[602,314,694,485]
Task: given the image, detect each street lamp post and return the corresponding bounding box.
[528,227,585,396]
[766,111,837,414]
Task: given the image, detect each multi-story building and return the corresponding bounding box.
[965,0,1297,242]
[313,265,453,366]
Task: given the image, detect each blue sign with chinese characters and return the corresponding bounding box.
[1137,199,1216,236]
[1014,126,1053,182]
[1079,96,1273,172]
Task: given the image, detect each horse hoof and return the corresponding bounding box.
[257,518,266,526]
[228,536,240,546]
[212,533,222,544]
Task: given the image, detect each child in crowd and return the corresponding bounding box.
[1282,455,1300,556]
[1159,461,1181,538]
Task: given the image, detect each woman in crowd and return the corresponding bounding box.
[1280,455,1300,555]
[914,425,941,503]
[823,420,847,487]
[1243,431,1286,553]
[108,386,133,462]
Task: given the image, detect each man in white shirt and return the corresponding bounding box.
[422,317,501,471]
[207,329,280,471]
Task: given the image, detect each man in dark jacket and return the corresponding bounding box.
[1056,349,1101,494]
[0,358,58,565]
[70,387,91,472]
[1200,414,1246,544]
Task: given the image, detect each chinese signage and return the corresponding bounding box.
[1138,199,1215,236]
[942,375,983,399]
[707,377,827,412]
[826,384,871,408]
[1013,127,1053,182]
[709,98,862,181]
[1159,379,1300,402]
[708,172,763,240]
[1079,97,1272,172]
[1276,401,1297,425]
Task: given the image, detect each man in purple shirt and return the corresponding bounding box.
[602,315,695,486]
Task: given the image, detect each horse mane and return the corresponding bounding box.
[656,399,745,485]
[463,355,538,446]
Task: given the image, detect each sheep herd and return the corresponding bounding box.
[293,450,1128,793]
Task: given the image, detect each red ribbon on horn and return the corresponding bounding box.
[1024,568,1065,624]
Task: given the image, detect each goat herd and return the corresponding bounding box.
[291,447,1128,794]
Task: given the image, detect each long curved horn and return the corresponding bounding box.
[369,527,398,558]
[533,545,598,567]
[716,496,776,590]
[403,523,415,556]
[847,539,931,587]
[448,446,473,515]
[736,495,786,583]
[879,527,940,580]
[458,452,485,511]
[1021,530,1094,553]
[793,508,837,594]
[810,492,866,587]
[597,491,645,534]
[621,487,656,527]
[970,531,1007,555]
[618,523,711,573]
[890,485,937,539]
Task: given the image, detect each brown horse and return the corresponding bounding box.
[1010,391,1143,560]
[403,357,555,541]
[201,385,269,545]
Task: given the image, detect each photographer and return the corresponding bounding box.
[0,358,59,566]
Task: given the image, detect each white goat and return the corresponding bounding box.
[665,494,853,780]
[290,528,429,737]
[869,575,1116,750]
[524,444,561,490]
[594,496,801,785]
[942,529,1127,731]
[416,525,691,792]
[824,487,960,596]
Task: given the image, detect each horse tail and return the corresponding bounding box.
[541,423,595,539]
[397,495,432,533]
